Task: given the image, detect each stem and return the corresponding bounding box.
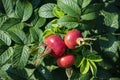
[84,42,93,52]
[66,67,73,80]
[34,46,52,67]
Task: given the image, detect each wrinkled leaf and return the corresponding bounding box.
[8,30,27,44]
[0,47,14,67]
[58,16,79,29]
[58,0,81,17]
[2,0,16,17]
[78,0,92,8]
[0,30,11,46]
[39,3,56,18]
[15,0,33,22]
[12,45,29,69]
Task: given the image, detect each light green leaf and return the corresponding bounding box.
[101,10,119,32]
[12,45,29,69]
[15,0,33,22]
[89,60,97,76]
[81,12,98,20]
[109,78,120,80]
[0,30,11,46]
[78,0,92,8]
[0,47,14,67]
[53,6,65,18]
[42,29,55,39]
[39,3,56,18]
[58,0,81,17]
[0,69,12,80]
[2,0,16,17]
[8,30,27,44]
[1,18,23,30]
[80,59,90,74]
[58,16,79,29]
[87,55,103,62]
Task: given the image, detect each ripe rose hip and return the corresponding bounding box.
[57,54,75,68]
[44,35,66,57]
[64,29,82,49]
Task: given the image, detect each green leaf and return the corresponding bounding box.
[6,67,28,80]
[28,27,43,43]
[101,10,119,32]
[8,30,27,44]
[53,6,65,18]
[99,35,119,62]
[0,69,12,80]
[109,78,120,80]
[80,59,90,74]
[2,0,16,17]
[0,47,14,67]
[42,29,55,39]
[38,3,56,18]
[37,65,53,80]
[12,45,29,69]
[1,18,23,30]
[89,60,97,76]
[15,0,33,22]
[87,55,103,62]
[0,15,7,28]
[31,10,46,28]
[58,16,79,29]
[75,55,83,67]
[78,0,92,8]
[0,30,11,46]
[57,0,81,17]
[81,12,98,20]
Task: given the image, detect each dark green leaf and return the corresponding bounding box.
[80,59,90,74]
[2,0,16,17]
[39,3,56,18]
[12,45,29,69]
[99,35,119,62]
[37,65,53,80]
[6,67,28,80]
[101,10,119,32]
[78,0,92,8]
[15,0,33,22]
[81,12,98,20]
[58,16,79,29]
[58,0,81,17]
[8,30,27,44]
[75,55,83,67]
[0,47,14,67]
[0,30,11,46]
[0,15,7,28]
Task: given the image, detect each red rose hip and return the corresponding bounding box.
[57,54,75,68]
[64,29,82,49]
[44,35,66,57]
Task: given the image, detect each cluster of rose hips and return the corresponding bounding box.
[38,29,84,68]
